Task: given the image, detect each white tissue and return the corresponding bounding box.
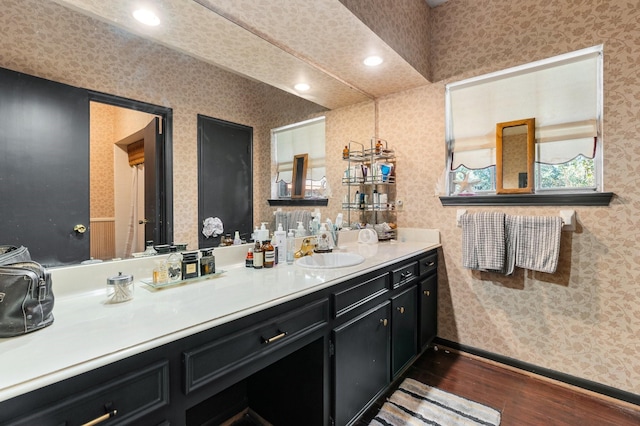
[202,217,224,238]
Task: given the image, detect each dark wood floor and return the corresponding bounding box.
[356,345,640,426]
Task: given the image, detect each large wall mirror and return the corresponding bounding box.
[496,118,535,194]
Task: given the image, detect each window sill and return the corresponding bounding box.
[439,192,614,206]
[267,198,329,207]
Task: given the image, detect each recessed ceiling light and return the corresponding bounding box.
[133,9,160,26]
[294,83,310,91]
[363,56,383,67]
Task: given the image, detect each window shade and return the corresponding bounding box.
[273,117,325,182]
[447,47,601,170]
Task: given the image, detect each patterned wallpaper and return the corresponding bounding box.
[391,0,638,395]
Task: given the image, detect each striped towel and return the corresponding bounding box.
[460,212,506,272]
[508,215,563,273]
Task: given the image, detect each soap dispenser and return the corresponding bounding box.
[295,221,306,237]
[258,222,270,242]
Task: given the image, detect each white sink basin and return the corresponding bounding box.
[295,252,365,269]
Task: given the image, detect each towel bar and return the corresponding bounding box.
[456,209,576,231]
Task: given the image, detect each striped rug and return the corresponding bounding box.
[370,378,501,426]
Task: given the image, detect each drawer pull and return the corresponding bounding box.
[400,271,413,280]
[81,409,117,426]
[424,290,430,296]
[397,306,405,314]
[380,318,388,327]
[424,261,435,267]
[262,330,287,344]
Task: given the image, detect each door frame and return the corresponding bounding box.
[89,91,173,245]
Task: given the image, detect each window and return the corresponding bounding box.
[446,45,603,196]
[271,117,326,199]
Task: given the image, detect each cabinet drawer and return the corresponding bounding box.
[391,261,417,289]
[333,273,388,317]
[9,361,169,426]
[418,252,438,277]
[183,298,328,394]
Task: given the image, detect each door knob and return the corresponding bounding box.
[138,219,149,224]
[73,224,87,234]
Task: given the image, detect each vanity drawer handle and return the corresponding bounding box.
[397,306,405,314]
[424,261,435,267]
[400,271,413,280]
[262,330,287,344]
[81,409,117,426]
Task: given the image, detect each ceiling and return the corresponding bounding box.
[51,0,445,110]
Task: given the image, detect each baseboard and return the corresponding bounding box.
[434,337,640,408]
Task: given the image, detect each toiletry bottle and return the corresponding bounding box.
[259,222,270,242]
[253,241,263,269]
[233,231,241,245]
[375,139,383,154]
[343,145,349,159]
[181,251,200,279]
[200,248,215,275]
[354,190,360,206]
[274,223,287,264]
[245,247,254,268]
[153,259,168,284]
[143,240,157,256]
[286,229,295,265]
[167,246,182,282]
[296,221,306,237]
[262,240,275,268]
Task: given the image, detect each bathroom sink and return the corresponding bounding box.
[295,252,365,269]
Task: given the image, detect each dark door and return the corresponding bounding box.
[0,67,89,266]
[391,285,418,377]
[419,274,438,349]
[198,115,253,248]
[333,302,390,426]
[143,117,162,244]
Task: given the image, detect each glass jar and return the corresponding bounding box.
[167,246,182,282]
[106,272,134,303]
[143,240,157,256]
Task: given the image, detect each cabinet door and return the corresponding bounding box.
[333,301,390,426]
[391,285,417,377]
[419,274,438,349]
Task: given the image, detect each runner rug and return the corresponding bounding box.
[369,378,501,426]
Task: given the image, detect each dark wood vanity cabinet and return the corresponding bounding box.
[0,249,438,426]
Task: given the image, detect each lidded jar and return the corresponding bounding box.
[106,272,134,303]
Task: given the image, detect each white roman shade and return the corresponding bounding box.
[447,46,601,170]
[273,117,325,183]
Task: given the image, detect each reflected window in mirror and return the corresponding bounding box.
[445,45,603,197]
[271,116,327,199]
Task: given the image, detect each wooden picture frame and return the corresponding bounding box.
[291,153,308,199]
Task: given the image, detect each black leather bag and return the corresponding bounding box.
[0,246,54,337]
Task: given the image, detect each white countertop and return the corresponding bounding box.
[0,229,439,403]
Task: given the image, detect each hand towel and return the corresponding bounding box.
[509,215,563,273]
[461,212,506,272]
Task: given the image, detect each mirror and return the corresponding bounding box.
[496,118,535,194]
[291,154,309,199]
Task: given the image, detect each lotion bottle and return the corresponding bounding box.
[286,229,295,265]
[274,223,287,264]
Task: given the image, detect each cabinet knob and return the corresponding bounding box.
[380,318,388,327]
[73,224,87,234]
[397,306,405,314]
[424,290,430,297]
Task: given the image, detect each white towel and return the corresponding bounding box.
[507,215,563,274]
[461,212,506,272]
